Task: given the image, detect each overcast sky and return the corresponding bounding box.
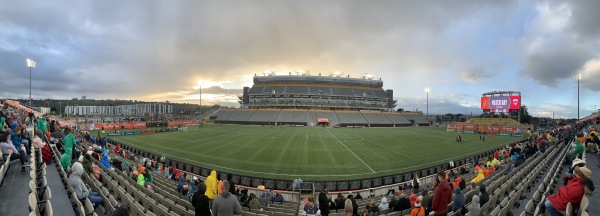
[1,0,600,118]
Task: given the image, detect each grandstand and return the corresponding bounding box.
[240,73,395,111]
[465,117,522,126]
[220,73,434,127]
[212,109,431,127]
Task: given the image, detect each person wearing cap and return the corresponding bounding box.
[410,198,425,216]
[545,166,595,216]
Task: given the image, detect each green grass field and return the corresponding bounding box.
[111,125,523,181]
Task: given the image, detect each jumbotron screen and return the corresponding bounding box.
[481,96,520,112]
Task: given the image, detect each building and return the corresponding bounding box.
[239,73,396,110]
[65,103,172,116]
[32,107,51,114]
[81,96,87,101]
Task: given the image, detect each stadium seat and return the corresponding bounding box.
[489,206,500,216]
[84,198,96,216]
[579,196,589,215]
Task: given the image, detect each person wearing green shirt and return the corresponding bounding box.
[37,117,47,133]
[571,139,585,159]
[60,148,72,171]
[63,128,75,153]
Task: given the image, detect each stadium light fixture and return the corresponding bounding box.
[330,71,343,77]
[26,58,37,107]
[424,88,430,116]
[575,73,582,120]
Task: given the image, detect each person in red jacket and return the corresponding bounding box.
[545,166,594,216]
[432,172,452,216]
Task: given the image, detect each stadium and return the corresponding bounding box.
[2,2,599,215]
[3,70,598,216]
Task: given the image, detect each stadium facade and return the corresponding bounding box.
[65,103,172,116]
[211,73,432,127]
[240,74,395,110]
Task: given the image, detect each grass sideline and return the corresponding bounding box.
[110,124,523,181]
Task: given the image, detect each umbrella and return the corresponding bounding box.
[50,131,65,139]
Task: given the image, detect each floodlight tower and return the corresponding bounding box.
[424,88,431,116]
[26,58,37,107]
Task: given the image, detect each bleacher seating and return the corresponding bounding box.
[212,109,430,127]
[465,117,522,126]
[361,111,393,126]
[402,112,430,125]
[336,111,368,125]
[249,110,280,123]
[384,113,412,125]
[213,109,235,121]
[228,109,257,122]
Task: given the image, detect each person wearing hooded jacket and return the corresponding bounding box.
[465,195,481,216]
[69,162,103,208]
[100,154,111,169]
[410,198,425,216]
[451,186,465,213]
[394,193,410,212]
[60,148,72,171]
[431,172,452,216]
[318,190,330,216]
[379,197,389,211]
[205,170,218,200]
[545,166,595,216]
[192,182,211,216]
[212,180,241,216]
[63,127,76,158]
[479,185,489,206]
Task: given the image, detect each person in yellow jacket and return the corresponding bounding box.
[470,169,485,183]
[218,179,223,195]
[205,170,218,200]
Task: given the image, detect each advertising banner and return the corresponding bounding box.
[481,97,490,109]
[509,96,521,110]
[463,125,478,130]
[490,96,509,110]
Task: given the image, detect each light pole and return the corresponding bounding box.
[424,88,430,116]
[26,58,37,107]
[575,73,581,119]
[198,82,202,116]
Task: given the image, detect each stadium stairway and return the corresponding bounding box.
[0,140,76,216]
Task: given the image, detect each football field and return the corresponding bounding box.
[111,125,523,181]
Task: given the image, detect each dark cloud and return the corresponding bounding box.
[0,0,516,102]
[567,0,600,39]
[461,67,495,82]
[520,38,592,87]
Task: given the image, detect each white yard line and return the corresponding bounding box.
[325,129,376,173]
